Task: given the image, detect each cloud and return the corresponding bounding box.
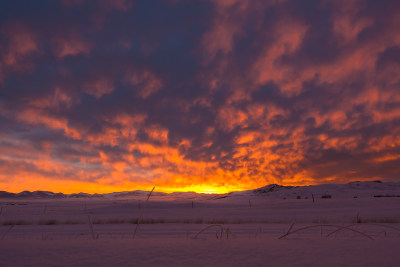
[0,0,399,193]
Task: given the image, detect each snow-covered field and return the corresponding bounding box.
[1,181,400,266]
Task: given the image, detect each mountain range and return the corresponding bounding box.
[1,180,400,200]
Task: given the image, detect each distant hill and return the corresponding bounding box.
[243,180,400,199]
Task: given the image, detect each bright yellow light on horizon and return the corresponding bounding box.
[0,176,245,194]
[197,188,220,194]
[159,184,241,194]
[1,172,259,195]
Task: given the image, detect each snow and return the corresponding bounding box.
[1,181,400,266]
[1,237,400,267]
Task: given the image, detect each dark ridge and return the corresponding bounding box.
[253,184,297,194]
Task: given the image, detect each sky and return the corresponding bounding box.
[1,0,400,194]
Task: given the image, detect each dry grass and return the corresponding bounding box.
[278,223,375,240]
[326,223,400,237]
[192,224,237,239]
[254,226,262,238]
[38,219,58,225]
[87,214,98,240]
[1,216,398,226]
[192,224,224,239]
[2,220,29,225]
[133,187,155,239]
[1,224,15,240]
[352,214,398,224]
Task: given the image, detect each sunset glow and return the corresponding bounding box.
[1,0,400,194]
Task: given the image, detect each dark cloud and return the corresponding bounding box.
[376,46,400,68]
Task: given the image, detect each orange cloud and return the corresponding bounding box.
[13,109,81,140]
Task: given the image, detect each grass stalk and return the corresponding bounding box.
[87,214,96,240]
[326,223,400,237]
[192,224,224,239]
[227,228,236,238]
[1,224,15,240]
[132,187,155,239]
[254,226,262,238]
[278,224,374,240]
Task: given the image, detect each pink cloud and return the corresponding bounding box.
[52,32,92,58]
[83,77,114,99]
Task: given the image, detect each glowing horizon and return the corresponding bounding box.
[1,0,399,194]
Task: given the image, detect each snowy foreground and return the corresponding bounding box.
[1,181,400,266]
